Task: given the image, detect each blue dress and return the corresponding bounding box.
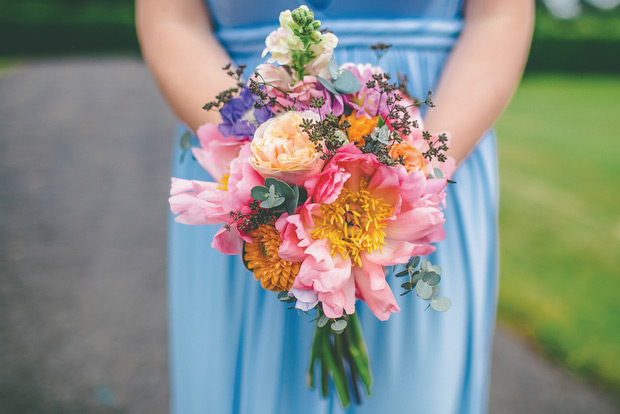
[168,1,499,413]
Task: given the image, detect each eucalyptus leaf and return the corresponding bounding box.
[407,256,420,269]
[251,186,269,201]
[430,264,442,275]
[420,259,430,273]
[265,178,294,198]
[179,131,192,149]
[431,285,440,298]
[259,192,285,209]
[401,282,412,290]
[333,70,362,94]
[433,167,444,179]
[411,271,423,285]
[331,319,348,332]
[371,125,391,145]
[422,271,441,286]
[328,58,340,79]
[317,76,339,95]
[317,314,329,328]
[415,281,433,300]
[297,186,308,205]
[277,291,289,301]
[395,269,409,278]
[430,296,452,312]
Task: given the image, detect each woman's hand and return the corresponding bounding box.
[136,0,237,131]
[423,0,535,166]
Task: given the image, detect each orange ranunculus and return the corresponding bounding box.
[342,111,379,145]
[389,141,430,175]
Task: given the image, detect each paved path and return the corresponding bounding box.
[0,58,618,414]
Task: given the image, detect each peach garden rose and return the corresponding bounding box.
[249,110,324,186]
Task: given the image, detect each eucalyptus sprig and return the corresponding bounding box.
[395,256,451,312]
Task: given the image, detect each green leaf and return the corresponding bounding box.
[430,264,442,275]
[370,124,391,145]
[415,281,433,300]
[433,167,444,179]
[419,259,429,272]
[297,185,308,205]
[317,76,339,95]
[331,319,348,333]
[377,116,386,128]
[430,296,451,312]
[328,58,340,79]
[250,186,269,201]
[317,314,329,328]
[259,184,285,209]
[422,271,441,286]
[260,196,285,209]
[401,282,412,290]
[395,269,410,278]
[179,131,192,150]
[431,285,440,298]
[407,256,421,269]
[277,291,289,301]
[411,271,423,285]
[333,70,362,94]
[265,177,294,200]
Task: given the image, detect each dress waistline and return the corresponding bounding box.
[216,18,464,57]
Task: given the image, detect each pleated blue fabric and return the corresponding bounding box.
[168,1,499,413]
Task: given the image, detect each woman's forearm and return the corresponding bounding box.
[423,0,534,165]
[136,0,236,131]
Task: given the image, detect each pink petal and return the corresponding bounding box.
[384,206,445,242]
[194,123,248,180]
[353,267,400,321]
[365,239,418,266]
[275,214,306,262]
[297,252,351,293]
[211,225,242,255]
[319,275,356,319]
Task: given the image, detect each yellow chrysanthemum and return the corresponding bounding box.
[244,224,300,292]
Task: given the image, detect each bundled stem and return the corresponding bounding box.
[308,313,372,407]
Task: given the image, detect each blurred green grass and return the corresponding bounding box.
[496,73,620,394]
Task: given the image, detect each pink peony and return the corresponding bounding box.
[169,142,264,255]
[279,144,447,320]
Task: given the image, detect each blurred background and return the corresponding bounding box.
[1,1,619,413]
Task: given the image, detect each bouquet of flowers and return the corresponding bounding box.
[170,6,455,407]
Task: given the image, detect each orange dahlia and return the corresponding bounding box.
[244,223,300,292]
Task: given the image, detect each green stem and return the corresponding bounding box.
[341,328,362,404]
[346,313,372,395]
[322,328,351,407]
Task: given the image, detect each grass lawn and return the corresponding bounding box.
[495,74,620,394]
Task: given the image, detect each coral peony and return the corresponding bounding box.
[280,144,447,320]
